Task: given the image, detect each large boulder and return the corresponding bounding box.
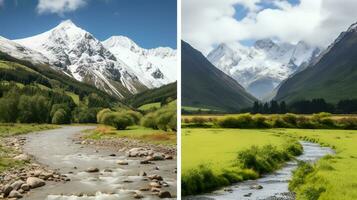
[26,177,45,189]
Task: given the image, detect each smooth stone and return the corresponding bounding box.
[26,177,46,188]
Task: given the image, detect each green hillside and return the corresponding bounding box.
[126,82,177,108]
[181,41,256,112]
[275,27,357,103]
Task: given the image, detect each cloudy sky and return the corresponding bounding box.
[0,0,177,48]
[182,0,357,54]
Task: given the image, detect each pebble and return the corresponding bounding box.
[85,167,99,173]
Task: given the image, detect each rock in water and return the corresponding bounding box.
[85,167,99,173]
[26,177,45,188]
[158,191,172,198]
[117,160,129,165]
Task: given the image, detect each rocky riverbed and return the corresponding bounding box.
[0,126,177,199]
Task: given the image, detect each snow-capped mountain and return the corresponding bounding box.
[207,39,320,99]
[13,20,174,98]
[0,36,49,65]
[102,36,176,88]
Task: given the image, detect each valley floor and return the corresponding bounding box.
[0,124,177,199]
[182,128,357,199]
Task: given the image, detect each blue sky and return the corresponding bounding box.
[0,0,177,49]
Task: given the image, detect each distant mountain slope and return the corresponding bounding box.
[207,40,320,99]
[275,22,357,103]
[102,36,176,89]
[127,82,176,108]
[0,48,116,102]
[182,41,256,112]
[14,20,147,98]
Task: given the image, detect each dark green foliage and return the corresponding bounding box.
[86,93,110,108]
[18,95,50,123]
[72,107,101,123]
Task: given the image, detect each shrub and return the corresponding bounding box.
[96,108,112,123]
[111,113,134,130]
[282,113,298,126]
[123,110,142,124]
[141,112,158,129]
[253,114,271,128]
[51,109,68,124]
[237,142,302,174]
[297,116,318,129]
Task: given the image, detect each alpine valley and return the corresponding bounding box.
[207,39,320,100]
[1,20,176,99]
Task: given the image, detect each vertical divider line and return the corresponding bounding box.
[177,0,182,198]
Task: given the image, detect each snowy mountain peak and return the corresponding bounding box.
[208,39,320,100]
[103,36,140,51]
[103,36,176,89]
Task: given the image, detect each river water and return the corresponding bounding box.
[185,141,334,200]
[21,126,177,200]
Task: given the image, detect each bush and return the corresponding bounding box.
[217,114,255,128]
[111,113,134,130]
[141,112,158,129]
[237,141,302,174]
[123,110,142,124]
[96,108,112,123]
[141,105,176,131]
[52,109,69,124]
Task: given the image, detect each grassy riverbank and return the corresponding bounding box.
[84,125,176,146]
[181,128,302,195]
[0,123,57,137]
[281,129,357,200]
[0,123,57,173]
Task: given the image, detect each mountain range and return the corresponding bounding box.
[182,41,256,112]
[274,22,357,103]
[0,20,176,99]
[207,39,320,99]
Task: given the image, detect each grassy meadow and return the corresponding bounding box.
[181,113,357,199]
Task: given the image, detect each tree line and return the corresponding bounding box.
[0,82,111,124]
[249,98,357,114]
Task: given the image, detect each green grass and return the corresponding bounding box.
[273,129,357,200]
[182,128,302,195]
[84,125,176,146]
[182,128,290,173]
[182,106,216,112]
[138,102,161,111]
[0,123,57,138]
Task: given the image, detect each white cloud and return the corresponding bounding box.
[182,0,357,54]
[37,0,87,15]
